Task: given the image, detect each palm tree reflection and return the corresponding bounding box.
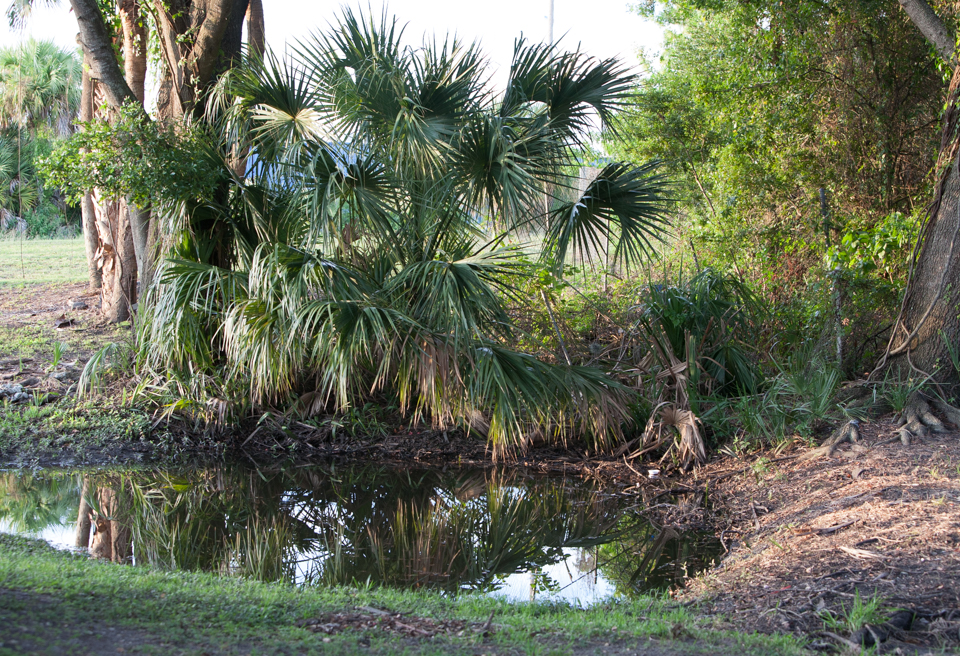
[0,467,720,597]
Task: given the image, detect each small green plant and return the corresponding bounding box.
[880,373,924,414]
[49,341,68,371]
[775,347,842,432]
[750,456,772,483]
[819,590,886,632]
[78,342,133,398]
[729,388,791,447]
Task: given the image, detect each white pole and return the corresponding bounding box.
[548,0,554,44]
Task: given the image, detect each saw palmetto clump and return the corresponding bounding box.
[138,9,672,456]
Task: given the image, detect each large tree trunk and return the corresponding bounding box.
[875,0,960,391]
[92,190,137,322]
[877,65,960,387]
[246,0,264,59]
[89,486,132,563]
[151,0,245,121]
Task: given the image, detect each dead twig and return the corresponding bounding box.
[820,630,863,651]
[838,545,890,560]
[750,501,761,532]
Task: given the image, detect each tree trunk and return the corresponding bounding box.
[246,0,264,59]
[75,477,92,549]
[876,65,960,386]
[119,0,148,104]
[119,0,154,299]
[93,190,137,322]
[73,0,254,301]
[69,0,137,107]
[89,486,131,563]
[151,0,243,120]
[79,61,101,291]
[897,0,955,64]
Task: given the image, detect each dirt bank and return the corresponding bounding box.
[678,419,960,654]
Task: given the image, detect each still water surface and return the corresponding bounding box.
[0,464,720,606]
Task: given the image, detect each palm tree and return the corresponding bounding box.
[0,39,79,228]
[139,8,673,456]
[0,38,80,136]
[0,130,39,226]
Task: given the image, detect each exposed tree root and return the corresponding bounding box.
[800,420,860,460]
[932,397,960,427]
[896,392,952,444]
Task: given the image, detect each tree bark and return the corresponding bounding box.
[897,0,955,65]
[79,60,102,291]
[93,190,136,322]
[246,0,264,59]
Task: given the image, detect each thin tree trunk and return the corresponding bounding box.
[119,0,148,104]
[897,0,955,64]
[118,199,138,313]
[69,0,137,107]
[79,62,101,290]
[119,1,153,299]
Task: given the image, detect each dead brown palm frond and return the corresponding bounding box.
[670,407,706,467]
[626,319,707,467]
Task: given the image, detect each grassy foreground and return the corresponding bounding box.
[0,238,88,285]
[0,535,804,656]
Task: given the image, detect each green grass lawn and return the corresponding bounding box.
[0,238,88,285]
[0,534,806,656]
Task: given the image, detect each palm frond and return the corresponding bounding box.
[543,160,672,270]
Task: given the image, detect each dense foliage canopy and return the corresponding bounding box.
[609,0,947,374]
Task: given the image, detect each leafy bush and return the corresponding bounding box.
[634,268,759,396]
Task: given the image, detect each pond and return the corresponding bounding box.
[0,464,721,607]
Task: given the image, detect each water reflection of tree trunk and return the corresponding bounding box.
[89,486,132,563]
[75,477,92,548]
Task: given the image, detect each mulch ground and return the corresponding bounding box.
[674,419,960,653]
